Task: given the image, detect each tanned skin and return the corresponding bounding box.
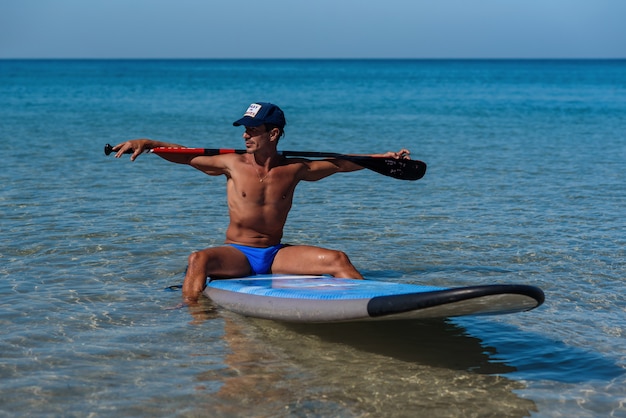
[113,125,410,304]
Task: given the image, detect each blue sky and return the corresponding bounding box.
[1,0,625,59]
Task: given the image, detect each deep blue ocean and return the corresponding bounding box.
[1,59,625,417]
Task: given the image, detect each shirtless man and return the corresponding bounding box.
[112,102,410,304]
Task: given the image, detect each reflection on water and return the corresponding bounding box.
[188,303,538,418]
[455,318,625,384]
[285,319,516,375]
[187,297,624,417]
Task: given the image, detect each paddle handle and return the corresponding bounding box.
[104,143,245,156]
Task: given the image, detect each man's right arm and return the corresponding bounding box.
[112,138,230,176]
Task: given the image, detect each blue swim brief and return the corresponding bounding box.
[228,243,286,275]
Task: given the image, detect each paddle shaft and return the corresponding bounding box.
[104,144,426,180]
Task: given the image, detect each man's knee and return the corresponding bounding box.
[329,249,353,267]
[187,250,204,266]
[187,249,216,271]
[328,249,362,279]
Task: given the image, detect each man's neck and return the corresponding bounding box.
[251,148,280,167]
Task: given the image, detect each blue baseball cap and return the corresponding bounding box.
[233,102,286,129]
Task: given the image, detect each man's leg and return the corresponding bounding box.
[182,246,252,303]
[270,245,364,279]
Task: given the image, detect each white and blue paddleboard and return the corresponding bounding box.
[203,275,544,323]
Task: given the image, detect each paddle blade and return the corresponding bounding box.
[346,156,427,181]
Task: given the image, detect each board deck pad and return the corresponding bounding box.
[204,275,544,323]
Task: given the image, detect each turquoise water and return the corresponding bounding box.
[1,59,625,417]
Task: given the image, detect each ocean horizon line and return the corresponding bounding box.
[1,57,625,62]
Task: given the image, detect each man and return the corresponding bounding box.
[112,102,410,304]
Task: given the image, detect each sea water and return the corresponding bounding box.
[1,59,624,417]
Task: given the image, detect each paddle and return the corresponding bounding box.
[104,144,426,181]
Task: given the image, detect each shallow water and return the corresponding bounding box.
[1,59,625,417]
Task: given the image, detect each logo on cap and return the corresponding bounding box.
[243,103,262,118]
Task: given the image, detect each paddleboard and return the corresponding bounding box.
[203,275,544,323]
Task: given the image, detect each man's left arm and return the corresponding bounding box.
[301,149,411,181]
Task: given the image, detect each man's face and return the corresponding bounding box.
[244,125,267,138]
[243,125,272,152]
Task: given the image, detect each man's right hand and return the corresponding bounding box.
[112,139,153,161]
